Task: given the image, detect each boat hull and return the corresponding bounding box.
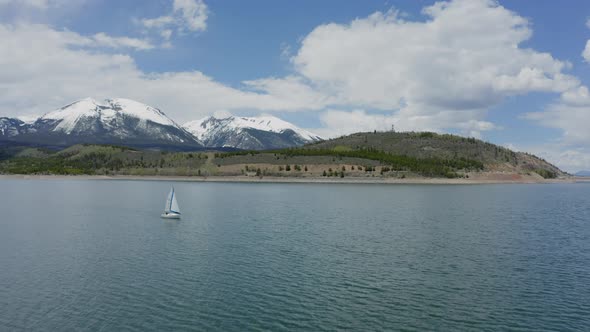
[161,213,181,219]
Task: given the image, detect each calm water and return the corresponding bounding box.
[0,179,589,331]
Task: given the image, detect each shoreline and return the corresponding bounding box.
[1,174,588,185]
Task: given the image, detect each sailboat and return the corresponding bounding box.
[161,187,181,219]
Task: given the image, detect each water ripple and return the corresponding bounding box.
[1,181,590,331]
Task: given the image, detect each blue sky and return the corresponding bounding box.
[1,0,590,171]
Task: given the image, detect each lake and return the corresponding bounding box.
[1,179,589,331]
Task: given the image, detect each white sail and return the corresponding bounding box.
[164,188,173,213]
[162,187,181,219]
[170,189,180,214]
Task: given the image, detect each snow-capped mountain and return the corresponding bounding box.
[2,98,322,150]
[183,115,322,150]
[6,98,201,148]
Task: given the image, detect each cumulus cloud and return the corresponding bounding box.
[274,0,575,137]
[292,1,576,112]
[140,0,208,40]
[0,23,323,121]
[524,17,590,160]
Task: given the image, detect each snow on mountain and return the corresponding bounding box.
[40,97,177,134]
[2,98,322,150]
[184,115,322,142]
[11,97,201,147]
[183,115,322,150]
[16,115,39,124]
[228,116,321,141]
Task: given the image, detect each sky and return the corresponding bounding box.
[1,0,590,172]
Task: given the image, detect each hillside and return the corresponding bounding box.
[0,132,566,180]
[303,131,564,176]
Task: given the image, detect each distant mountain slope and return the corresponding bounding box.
[305,131,565,176]
[575,171,590,177]
[183,115,322,150]
[2,98,201,148]
[0,117,31,138]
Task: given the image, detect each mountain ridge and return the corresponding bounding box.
[1,98,321,150]
[183,115,322,150]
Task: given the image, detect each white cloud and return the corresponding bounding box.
[242,76,332,110]
[294,2,576,105]
[551,149,590,173]
[0,0,81,10]
[0,23,323,122]
[521,18,590,171]
[0,0,50,9]
[513,143,590,173]
[314,108,497,139]
[524,84,590,172]
[173,0,208,32]
[91,33,154,50]
[279,0,577,138]
[160,29,173,41]
[0,23,152,55]
[141,16,175,30]
[279,42,291,59]
[525,87,590,145]
[140,0,208,40]
[315,110,397,138]
[583,40,590,62]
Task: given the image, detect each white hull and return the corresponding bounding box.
[161,213,181,219]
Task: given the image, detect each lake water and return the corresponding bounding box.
[0,179,589,331]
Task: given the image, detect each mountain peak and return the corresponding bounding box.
[40,98,176,134]
[19,97,201,146]
[185,115,321,140]
[183,114,322,150]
